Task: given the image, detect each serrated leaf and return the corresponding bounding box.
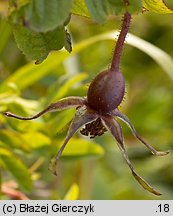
[13,24,66,63]
[71,0,90,18]
[25,0,73,32]
[0,147,32,191]
[64,184,79,200]
[142,0,173,14]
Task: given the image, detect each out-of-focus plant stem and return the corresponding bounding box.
[79,159,96,199]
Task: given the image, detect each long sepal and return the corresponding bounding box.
[50,107,98,175]
[111,109,169,156]
[3,96,86,120]
[102,115,162,196]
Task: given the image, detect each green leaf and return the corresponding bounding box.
[0,83,20,108]
[49,138,104,175]
[63,183,79,200]
[2,29,173,92]
[25,0,73,32]
[60,138,104,159]
[142,0,173,14]
[13,24,66,63]
[8,2,27,25]
[0,20,11,55]
[0,147,32,191]
[108,0,142,14]
[71,0,90,18]
[126,32,173,81]
[127,0,142,13]
[21,132,51,149]
[9,0,29,9]
[72,30,173,81]
[85,0,108,23]
[1,51,68,90]
[50,73,88,101]
[45,72,87,105]
[8,97,39,113]
[48,109,75,134]
[0,130,31,152]
[85,0,142,23]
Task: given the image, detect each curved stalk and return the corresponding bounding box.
[111,11,131,71]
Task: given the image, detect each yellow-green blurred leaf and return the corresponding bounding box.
[126,32,173,81]
[63,183,79,200]
[0,20,11,55]
[1,29,173,97]
[60,138,104,159]
[48,109,75,134]
[21,132,51,149]
[51,73,88,101]
[142,0,173,14]
[0,52,68,90]
[0,130,31,152]
[0,147,32,191]
[71,0,90,18]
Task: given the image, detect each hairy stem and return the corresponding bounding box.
[111,11,131,71]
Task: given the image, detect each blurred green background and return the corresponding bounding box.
[0,1,173,200]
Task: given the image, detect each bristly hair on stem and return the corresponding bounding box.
[110,11,131,71]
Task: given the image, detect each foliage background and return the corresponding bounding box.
[0,0,173,199]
